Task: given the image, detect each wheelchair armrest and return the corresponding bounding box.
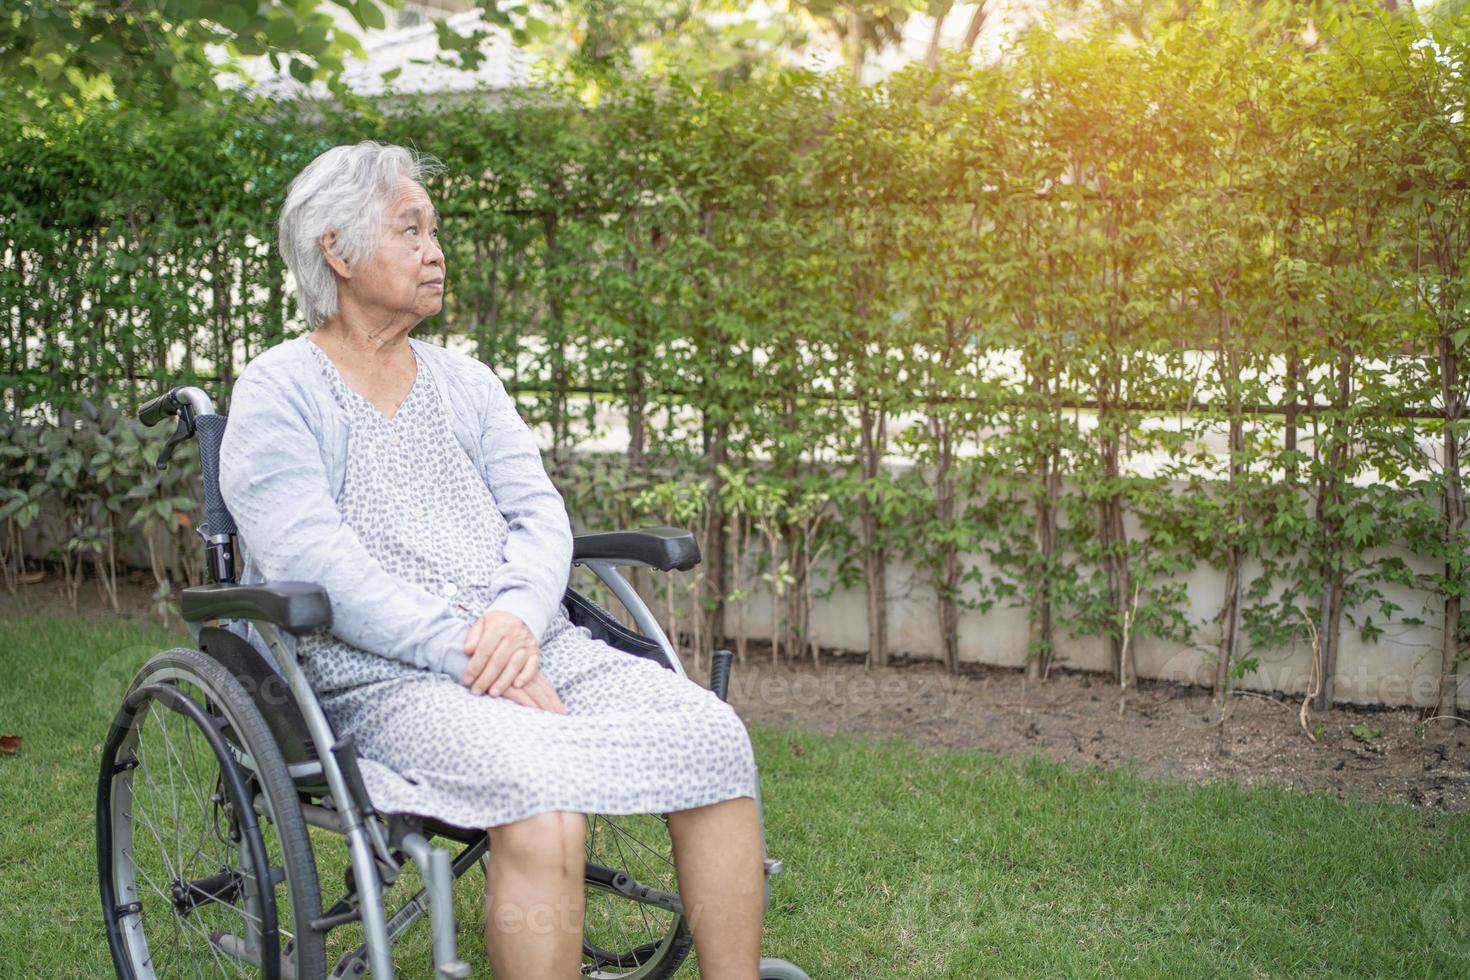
[181,581,333,635]
[572,526,700,572]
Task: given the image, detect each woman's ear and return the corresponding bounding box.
[319,230,352,279]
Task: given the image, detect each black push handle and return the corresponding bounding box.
[194,414,237,538]
[710,649,734,702]
[138,390,177,427]
[136,385,237,540]
[138,387,195,470]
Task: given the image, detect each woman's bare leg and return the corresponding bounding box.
[484,810,586,979]
[666,796,764,980]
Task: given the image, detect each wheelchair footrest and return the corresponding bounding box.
[586,862,684,914]
[212,930,299,979]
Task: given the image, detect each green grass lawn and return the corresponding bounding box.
[2,615,1467,979]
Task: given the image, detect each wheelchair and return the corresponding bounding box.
[97,383,810,980]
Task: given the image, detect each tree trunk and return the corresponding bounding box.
[1027,356,1058,680]
[13,249,26,414]
[624,211,647,472]
[1216,551,1242,704]
[706,420,730,647]
[211,242,234,389]
[859,400,888,667]
[1028,468,1057,681]
[1313,350,1353,711]
[123,232,138,389]
[696,207,728,649]
[541,212,570,454]
[264,268,283,364]
[733,515,749,665]
[1437,330,1466,717]
[925,2,990,105]
[845,10,865,83]
[1215,317,1245,707]
[1316,565,1346,711]
[960,1,990,59]
[1107,489,1133,689]
[923,5,950,70]
[783,522,804,662]
[1217,519,1245,707]
[1097,358,1133,688]
[931,413,960,672]
[1285,349,1300,483]
[473,236,503,365]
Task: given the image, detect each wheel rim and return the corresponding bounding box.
[102,672,296,979]
[581,813,688,978]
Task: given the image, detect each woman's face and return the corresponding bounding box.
[341,179,445,325]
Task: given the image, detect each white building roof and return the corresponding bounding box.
[223,8,537,101]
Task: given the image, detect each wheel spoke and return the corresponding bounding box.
[158,690,220,885]
[131,783,250,977]
[602,815,674,870]
[606,818,656,946]
[153,704,187,889]
[160,904,183,973]
[133,716,181,885]
[583,812,683,976]
[593,818,636,958]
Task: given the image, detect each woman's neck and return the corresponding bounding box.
[311,315,413,369]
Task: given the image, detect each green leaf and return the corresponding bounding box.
[263,16,299,48]
[355,0,386,31]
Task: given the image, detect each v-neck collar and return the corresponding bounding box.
[308,337,421,424]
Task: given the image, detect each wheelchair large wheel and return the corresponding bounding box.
[581,812,693,979]
[98,647,325,979]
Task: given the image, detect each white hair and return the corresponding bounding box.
[277,141,443,328]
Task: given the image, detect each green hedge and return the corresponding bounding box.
[2,5,1466,709]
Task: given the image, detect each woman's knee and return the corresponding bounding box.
[488,810,587,876]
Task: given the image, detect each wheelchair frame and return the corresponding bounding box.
[98,383,803,980]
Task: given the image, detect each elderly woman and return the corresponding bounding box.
[218,141,764,979]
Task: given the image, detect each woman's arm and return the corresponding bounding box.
[472,362,573,642]
[219,371,472,680]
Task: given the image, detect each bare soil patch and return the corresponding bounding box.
[6,571,1465,811]
[723,650,1470,813]
[0,569,174,628]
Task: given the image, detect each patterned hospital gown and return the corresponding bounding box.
[295,340,757,829]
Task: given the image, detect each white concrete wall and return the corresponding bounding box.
[721,507,1462,710]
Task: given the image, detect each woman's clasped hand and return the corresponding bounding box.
[461,610,567,714]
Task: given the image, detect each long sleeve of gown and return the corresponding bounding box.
[471,360,573,642]
[219,371,473,680]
